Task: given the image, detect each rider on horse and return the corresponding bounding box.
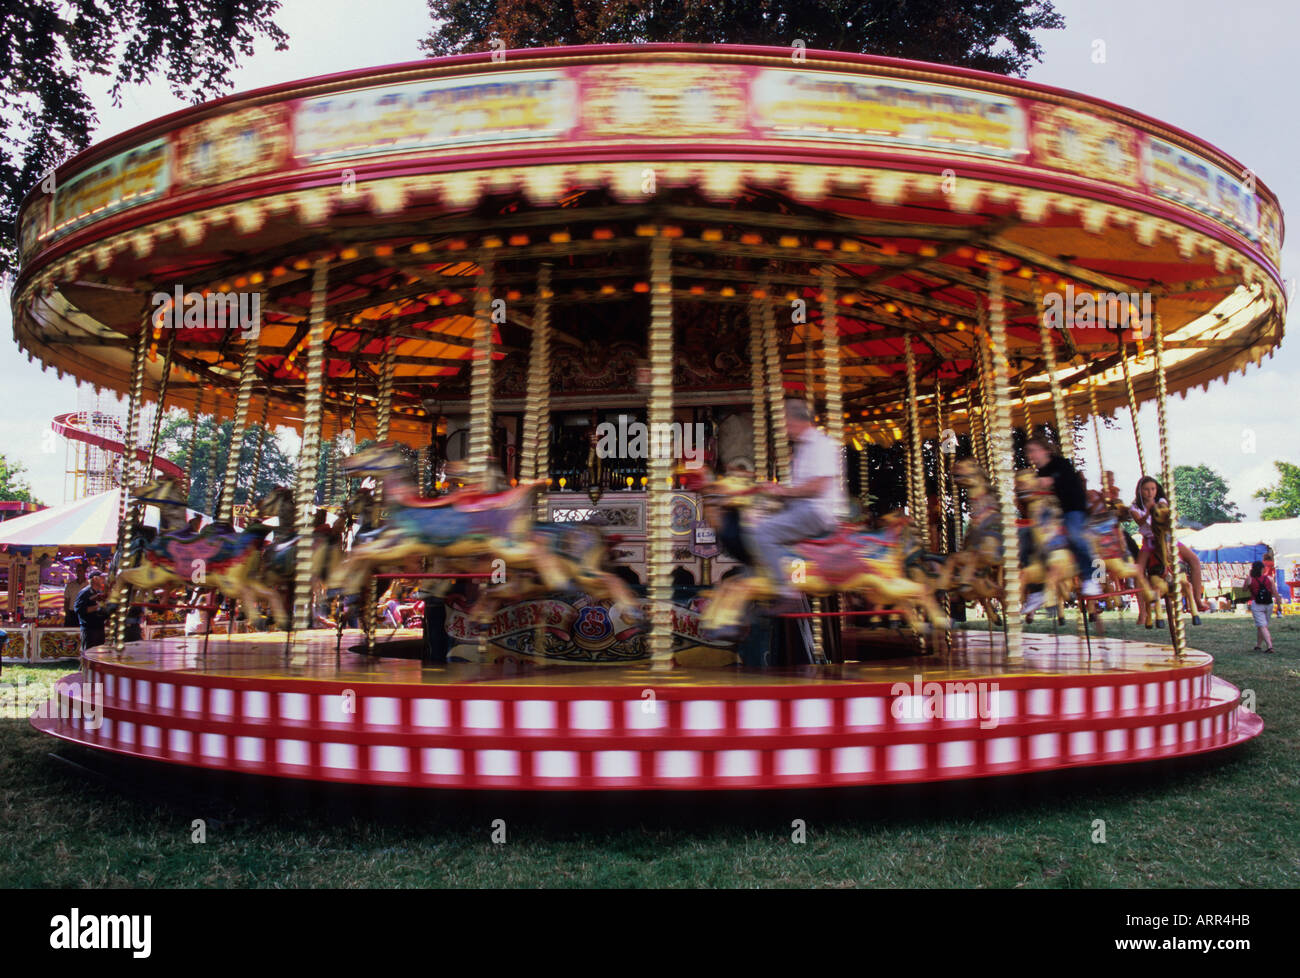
[752,399,847,606]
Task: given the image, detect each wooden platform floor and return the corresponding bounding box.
[84,628,1211,689]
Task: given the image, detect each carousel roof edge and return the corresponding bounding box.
[13,42,1285,224]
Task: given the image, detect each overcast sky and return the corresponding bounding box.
[2,0,1294,514]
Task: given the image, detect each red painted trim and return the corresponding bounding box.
[19,44,1280,209]
[18,137,1280,296]
[32,642,1260,791]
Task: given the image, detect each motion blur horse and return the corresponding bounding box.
[1139,499,1202,629]
[1015,470,1080,625]
[684,468,947,643]
[329,443,640,627]
[253,485,362,619]
[114,475,283,628]
[935,458,1005,624]
[1084,488,1155,614]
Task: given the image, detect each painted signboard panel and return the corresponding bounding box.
[291,69,579,163]
[19,59,1272,262]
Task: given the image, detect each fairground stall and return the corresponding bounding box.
[13,45,1282,789]
[0,484,208,661]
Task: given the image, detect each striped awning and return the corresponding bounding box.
[0,490,209,549]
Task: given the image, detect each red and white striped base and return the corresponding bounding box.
[31,631,1261,790]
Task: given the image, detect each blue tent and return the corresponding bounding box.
[1182,518,1300,601]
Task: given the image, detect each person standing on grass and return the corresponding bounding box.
[1245,560,1280,653]
[63,561,86,627]
[73,570,109,650]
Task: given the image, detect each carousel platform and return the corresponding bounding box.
[31,630,1261,790]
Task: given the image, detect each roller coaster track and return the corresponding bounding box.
[52,412,185,480]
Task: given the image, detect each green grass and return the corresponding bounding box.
[1,613,1297,888]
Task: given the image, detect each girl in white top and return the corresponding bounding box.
[1131,476,1209,613]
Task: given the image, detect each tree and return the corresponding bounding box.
[1254,461,1300,521]
[0,452,41,505]
[420,0,1065,75]
[155,413,298,513]
[1173,464,1244,527]
[2,1,289,277]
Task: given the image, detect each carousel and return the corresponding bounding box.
[14,44,1280,790]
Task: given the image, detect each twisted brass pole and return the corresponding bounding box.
[467,257,495,485]
[523,264,552,519]
[857,436,871,517]
[110,315,152,651]
[647,233,675,666]
[185,385,205,501]
[903,340,925,522]
[821,269,845,518]
[987,272,1022,660]
[219,315,262,522]
[1152,304,1186,658]
[1120,337,1149,475]
[292,264,329,636]
[803,322,815,412]
[761,280,790,481]
[974,309,996,487]
[205,402,223,517]
[748,292,770,481]
[248,393,270,503]
[145,329,177,476]
[1086,371,1107,494]
[936,380,949,555]
[1036,284,1073,461]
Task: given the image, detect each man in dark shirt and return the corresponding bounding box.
[74,571,110,650]
[1024,437,1100,612]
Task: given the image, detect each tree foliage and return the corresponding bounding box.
[2,0,289,276]
[1254,460,1300,521]
[156,413,298,513]
[420,0,1064,75]
[1173,464,1244,527]
[0,452,41,505]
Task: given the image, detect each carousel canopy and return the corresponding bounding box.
[10,44,1285,444]
[0,490,210,550]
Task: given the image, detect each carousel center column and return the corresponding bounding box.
[647,231,675,668]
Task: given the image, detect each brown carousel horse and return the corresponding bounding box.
[1139,500,1203,629]
[934,458,1006,624]
[328,443,640,628]
[1084,486,1155,616]
[114,475,282,627]
[1014,469,1083,625]
[682,467,947,643]
[252,485,367,620]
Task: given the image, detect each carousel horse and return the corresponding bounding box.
[114,475,285,628]
[1084,488,1155,613]
[683,468,947,643]
[1140,500,1202,628]
[329,443,640,627]
[935,458,1005,624]
[252,485,357,612]
[1014,470,1080,625]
